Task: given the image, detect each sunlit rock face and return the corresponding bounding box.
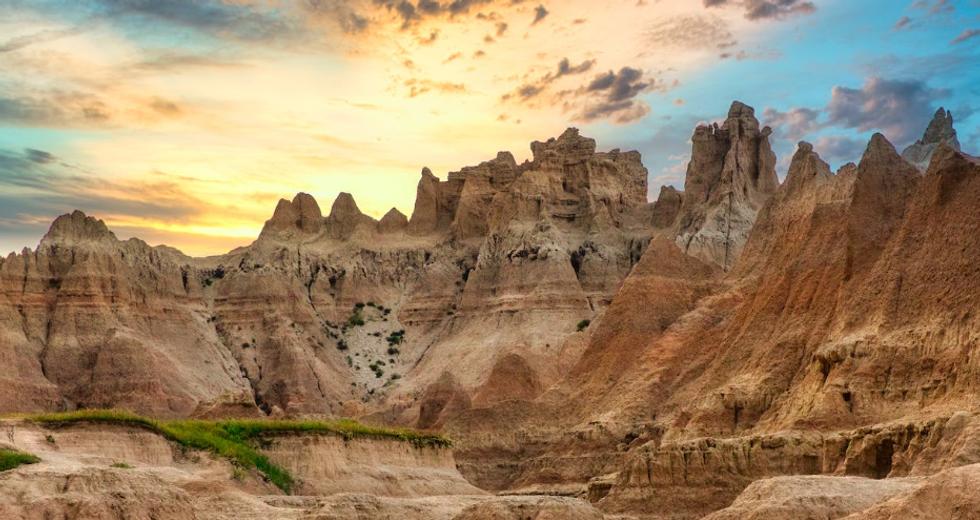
[673,101,779,271]
[5,105,980,520]
[0,126,658,422]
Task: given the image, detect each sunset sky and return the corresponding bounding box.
[1,0,978,256]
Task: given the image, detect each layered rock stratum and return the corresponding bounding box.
[2,102,979,520]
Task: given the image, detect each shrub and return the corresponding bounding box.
[336,340,348,351]
[576,319,591,332]
[0,449,40,472]
[348,315,365,327]
[111,462,133,469]
[45,434,56,444]
[387,347,400,355]
[203,278,213,287]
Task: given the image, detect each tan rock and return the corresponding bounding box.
[675,101,779,270]
[901,107,961,171]
[378,208,409,234]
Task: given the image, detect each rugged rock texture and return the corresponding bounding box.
[0,420,607,520]
[846,463,980,520]
[901,107,961,170]
[448,127,980,519]
[702,476,918,520]
[0,211,254,418]
[2,105,979,520]
[0,127,658,423]
[378,208,409,234]
[262,193,326,238]
[674,101,779,271]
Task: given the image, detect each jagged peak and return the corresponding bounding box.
[41,210,116,247]
[781,141,832,196]
[901,107,962,170]
[865,133,899,158]
[530,127,598,163]
[378,207,409,234]
[328,192,363,219]
[923,107,956,143]
[728,100,755,119]
[262,192,324,236]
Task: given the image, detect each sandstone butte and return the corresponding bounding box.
[1,103,980,520]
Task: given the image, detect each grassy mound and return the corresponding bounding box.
[26,409,451,494]
[0,449,40,472]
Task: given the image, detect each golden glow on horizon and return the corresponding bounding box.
[0,0,771,256]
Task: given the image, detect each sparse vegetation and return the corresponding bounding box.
[577,319,591,332]
[348,315,365,327]
[203,278,213,287]
[336,339,348,351]
[386,330,405,346]
[26,409,452,494]
[387,347,400,355]
[111,462,133,469]
[45,434,56,444]
[0,449,40,472]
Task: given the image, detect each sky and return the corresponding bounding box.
[1,0,978,256]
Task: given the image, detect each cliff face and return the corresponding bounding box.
[446,119,980,519]
[0,127,662,423]
[673,101,779,271]
[2,102,977,520]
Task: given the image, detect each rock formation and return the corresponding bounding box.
[901,107,961,170]
[673,101,779,271]
[446,124,980,520]
[378,208,409,234]
[262,192,325,236]
[2,103,980,520]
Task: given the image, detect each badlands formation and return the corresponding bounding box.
[1,102,979,519]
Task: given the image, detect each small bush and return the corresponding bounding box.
[241,342,250,349]
[203,278,213,287]
[336,340,348,351]
[45,434,56,444]
[348,315,365,327]
[0,449,40,472]
[387,347,400,355]
[576,319,591,332]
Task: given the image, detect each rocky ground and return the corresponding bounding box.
[0,102,976,519]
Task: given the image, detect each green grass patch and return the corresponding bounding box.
[25,409,452,494]
[111,462,133,469]
[0,449,40,472]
